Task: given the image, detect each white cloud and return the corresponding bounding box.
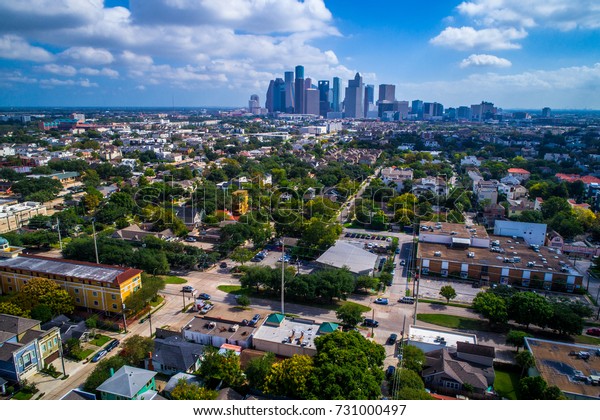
[460,54,512,68]
[59,47,114,66]
[457,0,600,31]
[0,35,53,62]
[79,67,119,78]
[40,64,77,76]
[39,78,98,88]
[430,26,527,50]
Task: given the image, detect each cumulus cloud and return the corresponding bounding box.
[39,78,98,88]
[430,26,527,50]
[0,35,53,62]
[39,64,77,76]
[457,0,600,31]
[460,54,512,68]
[79,67,119,78]
[59,47,114,66]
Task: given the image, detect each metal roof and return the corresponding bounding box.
[315,241,377,274]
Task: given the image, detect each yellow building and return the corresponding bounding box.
[0,255,143,314]
[232,190,249,216]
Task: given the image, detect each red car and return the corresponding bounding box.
[586,328,600,337]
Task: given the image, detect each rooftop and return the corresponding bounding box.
[525,337,600,399]
[184,316,254,342]
[253,317,325,351]
[408,325,477,349]
[419,221,488,241]
[0,255,142,285]
[316,240,377,274]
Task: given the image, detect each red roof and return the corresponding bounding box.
[555,173,600,184]
[508,168,530,174]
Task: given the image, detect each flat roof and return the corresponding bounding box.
[526,337,600,399]
[0,255,141,285]
[418,235,582,276]
[419,221,488,240]
[316,240,377,274]
[253,317,321,351]
[408,325,477,348]
[185,316,254,342]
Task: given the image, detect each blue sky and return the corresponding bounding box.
[0,0,599,109]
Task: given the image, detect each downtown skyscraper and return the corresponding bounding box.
[344,73,363,118]
[332,77,341,112]
[294,65,305,114]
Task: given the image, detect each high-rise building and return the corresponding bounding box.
[395,101,409,120]
[364,84,374,118]
[411,100,424,119]
[305,88,320,115]
[249,94,260,114]
[273,78,286,113]
[471,101,495,121]
[344,73,364,118]
[332,77,340,112]
[457,106,471,120]
[265,80,274,113]
[542,107,551,117]
[294,65,305,114]
[378,84,395,103]
[318,80,331,117]
[284,71,295,113]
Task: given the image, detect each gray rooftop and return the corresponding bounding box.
[0,314,40,336]
[316,241,377,274]
[0,256,128,284]
[151,336,204,372]
[253,317,321,350]
[96,365,157,399]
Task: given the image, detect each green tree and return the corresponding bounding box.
[472,291,508,325]
[402,344,426,373]
[541,197,570,220]
[236,295,250,307]
[505,330,531,352]
[355,275,379,291]
[508,292,553,329]
[230,247,254,266]
[518,376,549,400]
[170,379,218,400]
[0,301,28,317]
[197,348,245,389]
[262,354,315,398]
[515,351,535,377]
[548,302,584,336]
[13,277,74,316]
[335,302,366,327]
[311,330,385,399]
[439,285,457,303]
[245,352,276,391]
[391,367,424,391]
[30,304,53,323]
[120,335,154,366]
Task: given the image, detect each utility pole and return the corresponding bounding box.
[122,304,127,334]
[148,312,153,337]
[413,260,422,326]
[182,290,186,312]
[91,219,99,264]
[56,217,63,251]
[58,338,67,378]
[281,238,285,315]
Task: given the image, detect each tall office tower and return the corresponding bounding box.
[344,73,364,118]
[332,77,340,112]
[542,107,551,117]
[423,102,433,119]
[249,94,260,114]
[265,80,275,113]
[273,78,286,113]
[305,88,320,115]
[470,104,482,121]
[472,101,495,121]
[457,106,471,120]
[318,80,331,117]
[433,102,444,117]
[364,84,374,118]
[395,101,409,120]
[445,107,456,120]
[284,71,295,113]
[294,65,305,114]
[378,84,395,103]
[411,100,424,119]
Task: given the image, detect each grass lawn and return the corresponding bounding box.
[70,348,94,361]
[218,285,249,294]
[89,334,111,347]
[161,275,187,284]
[150,295,164,307]
[417,313,491,332]
[494,369,520,400]
[418,299,473,309]
[573,334,600,345]
[12,391,34,400]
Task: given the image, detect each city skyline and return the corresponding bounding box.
[0,1,599,109]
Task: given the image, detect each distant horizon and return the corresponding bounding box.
[0,1,599,109]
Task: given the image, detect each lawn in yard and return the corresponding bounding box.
[573,334,600,346]
[218,285,249,294]
[150,295,164,307]
[12,391,34,400]
[416,313,490,332]
[494,369,520,400]
[161,275,187,284]
[69,348,94,361]
[89,334,111,347]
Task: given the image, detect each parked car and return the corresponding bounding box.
[198,293,211,300]
[249,313,261,326]
[185,237,196,242]
[374,298,389,305]
[219,262,228,268]
[387,333,398,345]
[200,304,214,314]
[398,296,415,304]
[587,328,600,337]
[181,285,195,293]
[399,259,406,266]
[91,349,107,363]
[105,340,120,352]
[385,365,396,379]
[363,318,379,327]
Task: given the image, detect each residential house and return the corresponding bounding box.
[421,343,495,398]
[162,372,203,399]
[112,224,175,242]
[60,388,97,400]
[546,230,564,249]
[175,206,204,230]
[96,365,159,400]
[507,168,530,182]
[0,314,61,384]
[460,156,482,167]
[303,187,316,200]
[381,167,414,192]
[41,315,89,344]
[412,177,449,197]
[473,180,498,205]
[145,336,204,375]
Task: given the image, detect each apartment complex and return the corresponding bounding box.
[0,254,142,314]
[416,221,583,292]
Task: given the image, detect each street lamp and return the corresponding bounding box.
[122,303,127,334]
